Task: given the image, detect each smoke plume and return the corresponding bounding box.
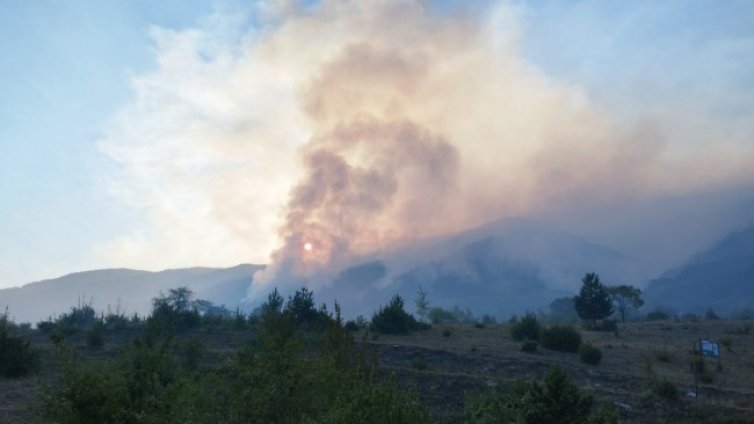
[98,0,754,293]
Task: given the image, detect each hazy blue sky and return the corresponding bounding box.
[1,0,753,288]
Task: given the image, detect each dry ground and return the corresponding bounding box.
[2,320,754,423]
[369,320,754,423]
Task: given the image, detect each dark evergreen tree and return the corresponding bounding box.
[573,273,613,326]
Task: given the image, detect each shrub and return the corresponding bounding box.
[1,312,39,378]
[233,310,247,330]
[427,306,475,324]
[541,325,582,352]
[37,319,56,334]
[481,314,497,325]
[442,328,452,337]
[182,337,204,371]
[47,315,429,423]
[57,300,97,334]
[370,295,421,335]
[344,320,360,331]
[654,380,679,401]
[86,323,105,349]
[521,340,538,353]
[510,312,540,341]
[465,366,612,424]
[579,343,602,365]
[286,287,320,326]
[148,287,201,332]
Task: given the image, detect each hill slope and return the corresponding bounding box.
[644,225,754,314]
[316,218,637,318]
[0,264,262,324]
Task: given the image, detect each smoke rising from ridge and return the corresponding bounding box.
[98,1,754,291]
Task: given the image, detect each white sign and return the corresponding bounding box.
[700,339,720,358]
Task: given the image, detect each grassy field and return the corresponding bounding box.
[2,319,754,423]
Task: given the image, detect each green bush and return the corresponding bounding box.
[510,312,540,341]
[442,328,452,337]
[56,301,97,335]
[0,312,38,378]
[86,322,105,349]
[541,325,582,352]
[344,320,360,331]
[465,366,615,424]
[45,310,428,423]
[370,295,421,335]
[579,343,602,365]
[182,337,204,371]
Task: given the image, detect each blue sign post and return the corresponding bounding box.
[700,339,720,358]
[693,338,721,399]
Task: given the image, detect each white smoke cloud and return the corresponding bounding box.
[97,0,754,293]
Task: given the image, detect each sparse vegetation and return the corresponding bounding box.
[43,289,429,424]
[465,366,615,424]
[645,310,671,321]
[510,312,540,341]
[3,289,754,423]
[427,305,476,324]
[540,325,582,352]
[85,322,104,349]
[579,343,602,365]
[0,309,38,378]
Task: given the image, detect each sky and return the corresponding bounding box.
[1,0,753,289]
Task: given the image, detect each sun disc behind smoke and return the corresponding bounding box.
[303,242,313,252]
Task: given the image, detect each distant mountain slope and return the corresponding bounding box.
[0,264,262,324]
[316,218,637,318]
[644,226,754,314]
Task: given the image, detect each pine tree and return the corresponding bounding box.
[573,273,613,326]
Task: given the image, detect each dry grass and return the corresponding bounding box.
[367,320,754,423]
[2,320,753,423]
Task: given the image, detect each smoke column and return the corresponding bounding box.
[98,1,754,291]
